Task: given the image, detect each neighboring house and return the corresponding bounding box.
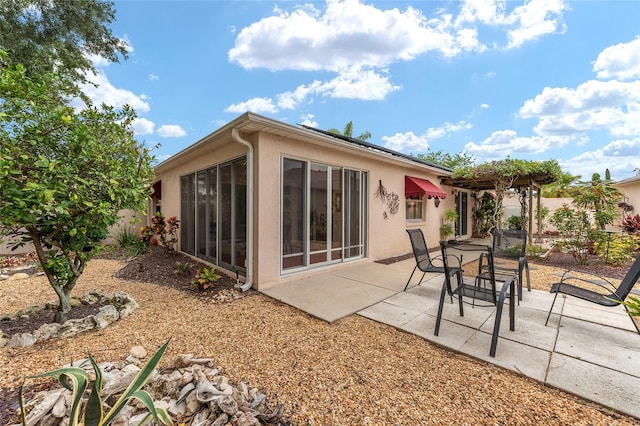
[151,112,469,291]
[616,174,640,220]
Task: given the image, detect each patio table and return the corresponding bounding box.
[437,241,517,357]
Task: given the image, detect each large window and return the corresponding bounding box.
[282,157,367,272]
[181,157,246,273]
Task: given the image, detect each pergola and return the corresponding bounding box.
[440,171,557,241]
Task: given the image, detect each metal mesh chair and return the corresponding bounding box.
[479,229,530,301]
[404,229,460,291]
[545,253,640,333]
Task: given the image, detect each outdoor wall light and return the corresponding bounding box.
[434,198,441,208]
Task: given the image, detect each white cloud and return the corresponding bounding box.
[456,0,569,49]
[382,131,428,153]
[463,130,571,161]
[559,137,640,181]
[228,0,488,72]
[132,118,155,135]
[299,114,318,127]
[225,97,278,114]
[148,74,160,81]
[229,67,400,114]
[519,80,640,137]
[157,124,187,138]
[504,0,568,48]
[76,71,151,112]
[382,120,471,153]
[593,36,640,81]
[226,0,568,112]
[319,66,400,100]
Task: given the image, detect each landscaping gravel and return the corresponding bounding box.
[1,253,638,425]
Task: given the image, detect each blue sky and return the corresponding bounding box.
[83,0,640,181]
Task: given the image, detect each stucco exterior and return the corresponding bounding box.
[617,174,640,220]
[152,112,463,290]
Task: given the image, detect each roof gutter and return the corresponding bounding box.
[231,128,254,292]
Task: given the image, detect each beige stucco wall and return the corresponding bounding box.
[253,131,457,288]
[617,177,640,221]
[153,125,458,290]
[0,209,145,256]
[501,196,575,234]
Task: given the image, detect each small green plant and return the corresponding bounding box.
[21,340,173,426]
[114,226,148,256]
[138,225,154,243]
[175,261,192,276]
[440,208,458,241]
[621,296,640,316]
[526,244,547,260]
[502,245,523,257]
[505,215,524,230]
[115,226,139,248]
[192,267,221,290]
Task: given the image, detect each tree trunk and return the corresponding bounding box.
[54,289,72,323]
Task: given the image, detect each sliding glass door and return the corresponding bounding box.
[281,157,367,273]
[181,157,246,273]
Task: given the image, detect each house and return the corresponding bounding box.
[151,112,469,290]
[616,174,640,220]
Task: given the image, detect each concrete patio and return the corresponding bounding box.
[261,258,640,420]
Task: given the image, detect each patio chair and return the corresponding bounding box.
[404,229,460,291]
[479,229,530,301]
[435,241,516,357]
[544,253,640,333]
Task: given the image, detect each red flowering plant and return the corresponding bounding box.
[149,212,180,252]
[139,225,154,243]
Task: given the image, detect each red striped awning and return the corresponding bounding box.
[405,176,446,199]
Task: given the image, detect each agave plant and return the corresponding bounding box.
[21,340,173,426]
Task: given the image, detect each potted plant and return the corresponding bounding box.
[440,208,458,243]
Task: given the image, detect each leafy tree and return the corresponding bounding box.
[0,0,127,89]
[417,150,475,170]
[541,172,581,198]
[328,121,371,141]
[0,52,154,323]
[572,173,623,230]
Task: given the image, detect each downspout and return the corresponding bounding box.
[231,128,254,292]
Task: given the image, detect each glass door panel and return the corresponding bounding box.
[282,159,306,270]
[344,170,361,259]
[219,164,232,266]
[180,174,195,255]
[196,171,207,258]
[309,163,328,265]
[207,168,217,262]
[331,167,343,261]
[234,160,247,271]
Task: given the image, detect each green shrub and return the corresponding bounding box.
[21,340,173,426]
[549,205,598,264]
[526,244,547,260]
[192,267,221,291]
[505,215,524,230]
[114,226,139,247]
[113,226,148,256]
[594,233,640,266]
